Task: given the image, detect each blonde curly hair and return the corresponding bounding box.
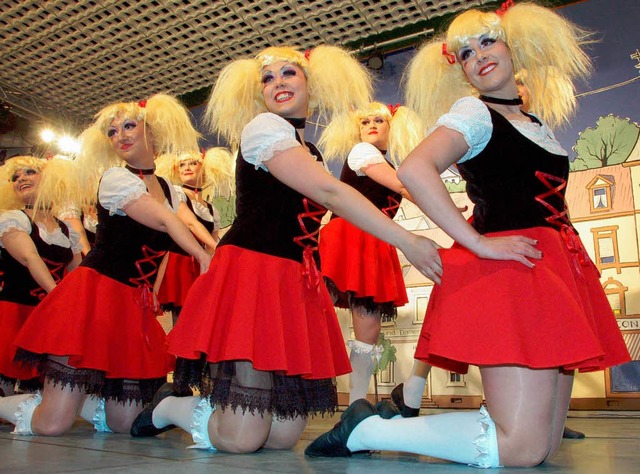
[319,102,425,167]
[405,2,592,129]
[155,147,235,200]
[205,45,372,146]
[75,93,201,205]
[0,155,82,214]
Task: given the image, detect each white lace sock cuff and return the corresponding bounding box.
[472,406,502,468]
[347,339,376,354]
[187,397,216,451]
[92,398,113,433]
[11,392,42,435]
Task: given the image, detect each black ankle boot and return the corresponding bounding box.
[391,383,420,418]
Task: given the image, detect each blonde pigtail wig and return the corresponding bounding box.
[34,157,84,216]
[306,45,372,125]
[206,45,372,147]
[154,148,234,201]
[404,39,473,129]
[387,106,425,167]
[317,111,360,163]
[154,153,179,184]
[407,2,592,130]
[205,58,265,146]
[319,102,424,166]
[0,156,82,215]
[76,93,200,205]
[143,94,202,156]
[499,3,592,128]
[201,147,234,200]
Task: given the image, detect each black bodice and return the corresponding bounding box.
[80,175,174,286]
[218,139,327,263]
[457,107,570,234]
[0,212,74,305]
[333,152,402,219]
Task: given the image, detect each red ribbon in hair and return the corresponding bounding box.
[138,99,147,108]
[304,49,312,60]
[442,43,456,65]
[387,104,400,116]
[496,0,515,16]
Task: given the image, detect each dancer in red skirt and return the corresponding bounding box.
[0,156,82,397]
[0,94,211,436]
[130,45,442,454]
[319,101,423,403]
[155,148,233,325]
[306,2,630,467]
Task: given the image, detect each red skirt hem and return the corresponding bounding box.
[168,245,351,379]
[157,252,199,307]
[414,227,630,374]
[0,301,40,380]
[15,267,174,379]
[319,218,407,306]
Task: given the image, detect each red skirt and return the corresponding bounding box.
[0,301,40,380]
[14,267,174,380]
[415,226,630,374]
[319,217,408,307]
[157,252,199,308]
[168,245,351,379]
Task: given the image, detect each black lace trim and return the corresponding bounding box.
[13,352,166,404]
[0,375,43,394]
[324,277,398,322]
[174,357,338,419]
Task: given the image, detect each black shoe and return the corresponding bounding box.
[305,399,377,458]
[374,399,399,419]
[563,426,585,439]
[130,383,191,437]
[390,383,420,418]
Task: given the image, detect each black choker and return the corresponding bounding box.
[479,95,523,106]
[182,184,203,193]
[125,164,155,179]
[285,117,307,129]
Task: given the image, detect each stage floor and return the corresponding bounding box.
[2,408,639,473]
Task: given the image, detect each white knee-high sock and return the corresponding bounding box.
[153,395,200,433]
[403,375,427,409]
[346,407,501,468]
[0,393,36,425]
[348,340,375,404]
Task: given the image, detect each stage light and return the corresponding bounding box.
[41,128,55,143]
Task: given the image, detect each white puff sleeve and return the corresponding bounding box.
[431,96,493,164]
[0,210,31,246]
[240,113,302,171]
[98,167,147,216]
[347,142,387,176]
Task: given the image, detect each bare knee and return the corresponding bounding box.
[501,439,552,467]
[213,428,266,454]
[32,415,75,436]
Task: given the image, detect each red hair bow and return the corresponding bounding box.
[304,49,312,60]
[442,43,456,65]
[137,99,147,108]
[496,0,515,16]
[387,104,400,116]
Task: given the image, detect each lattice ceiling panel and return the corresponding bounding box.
[0,0,491,130]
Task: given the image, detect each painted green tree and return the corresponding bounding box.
[210,195,236,229]
[571,115,640,171]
